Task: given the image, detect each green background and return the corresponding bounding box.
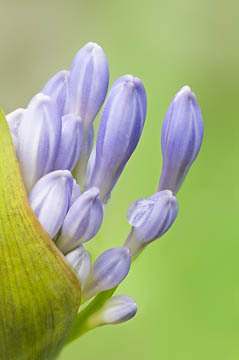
[1,0,239,359]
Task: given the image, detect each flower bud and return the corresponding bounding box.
[18,93,62,192]
[65,245,91,287]
[66,42,109,132]
[56,187,103,254]
[158,86,204,194]
[54,114,83,171]
[70,180,81,206]
[88,295,137,329]
[29,170,73,238]
[82,247,131,301]
[87,75,147,202]
[6,108,25,152]
[42,70,69,115]
[125,190,178,258]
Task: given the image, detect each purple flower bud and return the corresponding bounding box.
[65,245,91,287]
[56,187,103,254]
[95,295,137,325]
[42,70,69,115]
[18,93,62,192]
[6,108,26,153]
[158,86,204,194]
[66,42,109,133]
[53,114,83,171]
[70,180,81,207]
[82,247,131,301]
[29,170,73,238]
[87,75,147,202]
[125,190,178,258]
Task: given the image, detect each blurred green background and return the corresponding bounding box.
[1,0,239,359]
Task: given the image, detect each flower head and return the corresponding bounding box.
[2,42,204,357]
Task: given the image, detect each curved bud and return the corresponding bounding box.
[42,70,69,115]
[6,108,26,153]
[66,42,109,132]
[54,114,83,171]
[82,247,131,301]
[29,170,73,238]
[56,187,103,254]
[125,190,178,258]
[158,86,204,194]
[65,245,91,287]
[89,295,137,327]
[0,109,81,359]
[70,180,81,206]
[18,93,62,192]
[87,75,147,202]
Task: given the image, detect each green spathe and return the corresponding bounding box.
[0,108,81,359]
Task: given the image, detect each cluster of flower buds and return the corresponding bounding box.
[7,42,203,331]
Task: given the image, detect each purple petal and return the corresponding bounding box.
[66,42,109,132]
[125,190,178,257]
[65,245,91,286]
[87,75,147,202]
[54,114,83,171]
[82,247,131,301]
[98,295,137,325]
[158,86,204,194]
[42,70,69,115]
[18,93,62,192]
[56,187,103,254]
[29,170,73,238]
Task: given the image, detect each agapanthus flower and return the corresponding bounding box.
[1,41,204,359]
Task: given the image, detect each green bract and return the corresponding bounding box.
[0,109,81,359]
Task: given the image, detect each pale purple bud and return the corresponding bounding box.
[18,93,62,192]
[158,86,204,194]
[29,170,73,238]
[94,295,137,325]
[6,108,26,153]
[87,75,147,202]
[66,42,109,132]
[42,70,69,115]
[70,180,81,207]
[56,187,103,254]
[65,245,91,287]
[53,114,83,171]
[125,190,178,258]
[82,247,131,301]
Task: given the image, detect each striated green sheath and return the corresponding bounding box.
[0,109,81,359]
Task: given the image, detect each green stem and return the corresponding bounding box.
[67,287,116,344]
